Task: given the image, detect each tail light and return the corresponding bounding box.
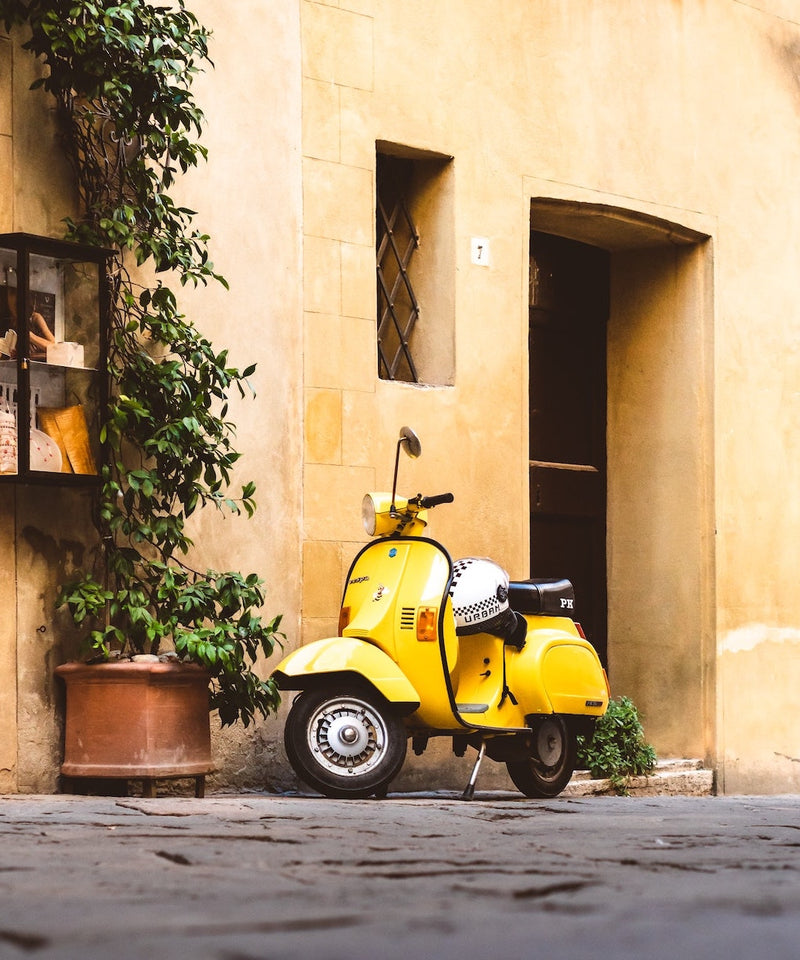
[575,622,586,639]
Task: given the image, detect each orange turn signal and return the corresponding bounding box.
[338,606,351,636]
[416,606,437,642]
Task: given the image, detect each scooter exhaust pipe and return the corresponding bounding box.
[461,740,486,801]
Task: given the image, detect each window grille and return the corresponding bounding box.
[376,158,420,382]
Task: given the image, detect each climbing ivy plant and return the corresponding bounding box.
[1,0,283,726]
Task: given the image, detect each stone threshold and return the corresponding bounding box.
[563,758,714,797]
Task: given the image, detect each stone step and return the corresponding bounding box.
[564,758,714,797]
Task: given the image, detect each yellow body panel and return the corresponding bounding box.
[440,616,606,730]
[272,635,420,707]
[507,616,609,718]
[272,536,608,733]
[340,539,463,728]
[445,630,530,729]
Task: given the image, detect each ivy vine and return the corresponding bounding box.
[1,0,283,726]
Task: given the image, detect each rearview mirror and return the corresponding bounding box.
[391,426,422,510]
[400,426,422,459]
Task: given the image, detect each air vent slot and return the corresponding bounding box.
[400,607,415,629]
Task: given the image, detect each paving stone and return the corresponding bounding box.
[1,790,798,960]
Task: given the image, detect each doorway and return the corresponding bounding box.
[528,232,609,664]
[526,196,715,760]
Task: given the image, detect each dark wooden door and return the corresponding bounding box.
[529,232,609,663]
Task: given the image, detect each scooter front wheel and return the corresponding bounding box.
[284,685,407,799]
[506,716,577,799]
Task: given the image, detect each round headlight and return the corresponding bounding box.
[361,494,377,536]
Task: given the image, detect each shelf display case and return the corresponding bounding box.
[0,233,113,483]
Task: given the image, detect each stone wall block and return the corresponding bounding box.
[304,463,374,542]
[302,539,343,620]
[303,77,340,163]
[302,3,373,91]
[304,387,342,464]
[304,235,341,316]
[303,157,373,245]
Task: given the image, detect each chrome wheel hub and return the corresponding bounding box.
[308,697,388,776]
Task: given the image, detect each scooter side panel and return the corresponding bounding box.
[271,636,421,709]
[508,617,608,718]
[541,643,609,716]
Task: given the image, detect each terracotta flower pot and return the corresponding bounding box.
[55,660,213,794]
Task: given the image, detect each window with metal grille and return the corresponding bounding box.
[375,147,455,386]
[376,154,420,381]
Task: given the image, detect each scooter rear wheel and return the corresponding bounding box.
[506,715,577,798]
[284,685,407,799]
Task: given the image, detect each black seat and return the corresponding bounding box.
[508,578,575,616]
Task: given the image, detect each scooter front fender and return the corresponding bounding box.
[271,636,421,713]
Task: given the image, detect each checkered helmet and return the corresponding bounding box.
[449,557,511,636]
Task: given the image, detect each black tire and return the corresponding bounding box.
[284,685,407,799]
[506,715,577,799]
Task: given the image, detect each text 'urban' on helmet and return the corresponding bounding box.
[448,557,513,637]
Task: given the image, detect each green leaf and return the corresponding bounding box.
[576,697,657,795]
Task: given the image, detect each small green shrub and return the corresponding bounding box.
[576,696,657,795]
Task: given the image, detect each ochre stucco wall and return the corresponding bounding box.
[0,2,304,793]
[0,32,98,793]
[155,0,305,789]
[5,1,800,795]
[296,0,800,794]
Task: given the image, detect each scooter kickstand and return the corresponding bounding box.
[461,740,486,801]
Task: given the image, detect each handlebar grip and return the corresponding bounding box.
[419,492,455,509]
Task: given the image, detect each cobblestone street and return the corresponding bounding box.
[1,792,799,959]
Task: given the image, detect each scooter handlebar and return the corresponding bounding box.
[417,492,455,509]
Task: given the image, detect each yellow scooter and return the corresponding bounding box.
[272,427,609,800]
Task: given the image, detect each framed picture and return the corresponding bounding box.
[29,290,57,339]
[0,286,57,336]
